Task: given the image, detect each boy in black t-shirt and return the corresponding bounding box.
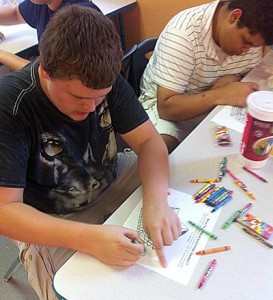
[0,6,181,299]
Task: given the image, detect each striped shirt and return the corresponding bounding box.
[139,0,263,101]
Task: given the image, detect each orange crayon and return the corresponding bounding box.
[196,246,231,255]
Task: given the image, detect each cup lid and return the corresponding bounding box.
[247,91,273,121]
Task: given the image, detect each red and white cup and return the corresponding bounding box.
[240,91,273,169]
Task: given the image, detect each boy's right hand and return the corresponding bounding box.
[84,225,145,267]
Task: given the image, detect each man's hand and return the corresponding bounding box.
[0,32,5,42]
[142,203,181,268]
[211,74,242,89]
[215,81,260,107]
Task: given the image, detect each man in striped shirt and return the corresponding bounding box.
[139,0,273,153]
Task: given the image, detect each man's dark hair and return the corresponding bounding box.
[227,0,273,45]
[39,5,123,88]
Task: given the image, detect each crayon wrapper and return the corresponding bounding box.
[237,213,273,240]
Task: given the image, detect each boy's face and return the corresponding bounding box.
[219,26,264,56]
[39,67,112,121]
[214,7,265,56]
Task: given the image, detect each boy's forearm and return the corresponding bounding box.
[137,135,170,206]
[0,201,90,251]
[0,50,30,71]
[0,5,25,24]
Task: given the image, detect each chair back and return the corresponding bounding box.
[121,37,158,97]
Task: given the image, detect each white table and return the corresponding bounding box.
[93,0,136,17]
[53,101,273,300]
[0,0,137,57]
[94,0,136,50]
[0,23,37,55]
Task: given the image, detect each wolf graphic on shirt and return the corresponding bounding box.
[39,102,117,213]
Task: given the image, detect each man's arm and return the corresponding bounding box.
[157,80,259,121]
[0,4,25,25]
[0,50,30,71]
[0,187,144,266]
[121,120,181,267]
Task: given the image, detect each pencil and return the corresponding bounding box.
[196,246,231,255]
[243,166,268,183]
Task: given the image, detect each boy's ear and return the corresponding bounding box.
[229,8,243,24]
[39,64,51,80]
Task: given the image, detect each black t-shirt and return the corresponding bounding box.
[0,61,148,214]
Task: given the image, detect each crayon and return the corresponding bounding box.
[243,166,268,183]
[193,182,213,199]
[196,246,231,255]
[190,179,220,183]
[211,196,232,213]
[205,187,225,203]
[188,220,217,240]
[222,209,243,229]
[195,186,217,203]
[218,157,228,180]
[198,259,217,289]
[207,190,230,206]
[234,203,253,221]
[242,227,273,249]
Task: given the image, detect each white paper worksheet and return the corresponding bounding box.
[123,188,221,286]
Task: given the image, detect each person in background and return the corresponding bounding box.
[0,6,181,299]
[0,0,100,70]
[139,0,273,153]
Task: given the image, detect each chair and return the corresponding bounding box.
[3,257,21,282]
[121,37,158,97]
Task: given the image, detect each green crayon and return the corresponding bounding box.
[188,220,218,240]
[222,209,242,229]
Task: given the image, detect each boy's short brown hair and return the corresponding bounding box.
[39,5,123,88]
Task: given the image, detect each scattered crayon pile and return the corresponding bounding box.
[193,182,233,213]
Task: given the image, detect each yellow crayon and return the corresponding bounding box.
[235,180,256,200]
[190,179,220,183]
[193,182,213,199]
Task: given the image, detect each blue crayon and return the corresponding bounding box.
[205,187,225,203]
[210,190,233,206]
[207,190,229,206]
[213,191,233,207]
[211,196,233,213]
